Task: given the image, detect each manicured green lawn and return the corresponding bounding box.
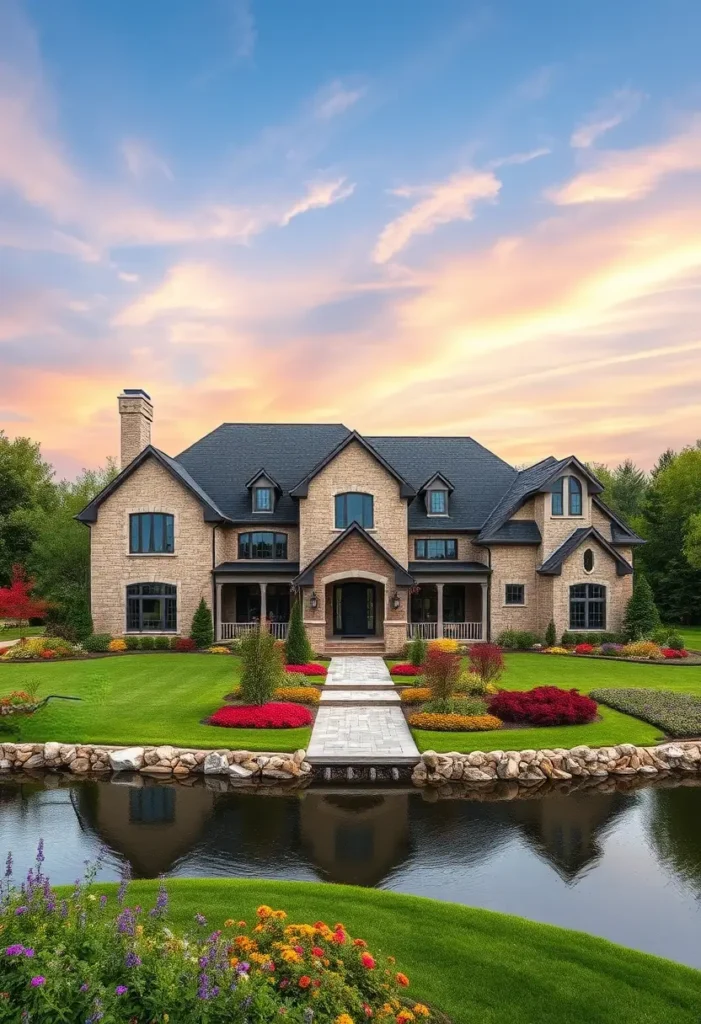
[0,625,45,641]
[411,653,701,753]
[674,625,701,651]
[81,879,701,1024]
[0,654,311,751]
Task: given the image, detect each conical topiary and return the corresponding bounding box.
[240,626,284,705]
[545,620,556,647]
[623,573,661,641]
[285,597,313,664]
[189,597,214,648]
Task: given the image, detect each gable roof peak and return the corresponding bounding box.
[289,430,416,499]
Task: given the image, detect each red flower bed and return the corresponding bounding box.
[39,649,56,659]
[488,686,598,726]
[285,663,327,676]
[390,663,421,676]
[208,702,313,728]
[574,643,595,654]
[661,648,690,659]
[174,637,197,652]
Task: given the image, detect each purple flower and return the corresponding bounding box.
[60,900,68,918]
[194,913,206,926]
[197,972,210,1001]
[115,985,128,996]
[23,948,35,958]
[117,863,132,905]
[235,961,250,974]
[6,944,24,956]
[35,839,44,866]
[124,952,141,968]
[30,976,45,987]
[150,880,168,918]
[15,905,28,916]
[99,895,107,909]
[116,909,135,936]
[79,983,90,993]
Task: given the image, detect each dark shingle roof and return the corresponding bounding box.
[538,527,633,576]
[476,457,561,542]
[593,497,645,546]
[367,436,517,530]
[478,520,542,544]
[175,424,351,523]
[409,560,490,575]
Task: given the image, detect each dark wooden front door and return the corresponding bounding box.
[334,582,375,636]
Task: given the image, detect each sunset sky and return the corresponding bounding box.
[2,0,701,479]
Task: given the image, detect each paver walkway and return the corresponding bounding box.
[307,656,420,763]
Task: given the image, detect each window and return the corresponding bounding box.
[129,787,175,824]
[129,513,174,554]
[335,492,374,529]
[126,583,177,632]
[569,477,583,516]
[428,490,447,514]
[238,532,288,559]
[583,548,594,572]
[414,538,457,559]
[505,584,525,605]
[253,486,273,512]
[569,583,606,630]
[551,478,564,516]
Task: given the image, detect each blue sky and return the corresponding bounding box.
[2,0,701,476]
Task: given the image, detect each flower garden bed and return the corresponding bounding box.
[590,688,701,738]
[208,703,313,729]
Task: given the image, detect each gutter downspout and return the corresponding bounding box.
[486,547,492,642]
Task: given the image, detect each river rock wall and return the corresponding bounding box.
[0,742,310,781]
[412,742,701,786]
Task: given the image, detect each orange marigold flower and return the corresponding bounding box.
[396,972,409,987]
[412,1005,430,1017]
[229,957,239,967]
[334,1016,355,1024]
[360,952,376,969]
[238,920,247,928]
[273,910,287,920]
[254,924,264,933]
[314,921,327,930]
[298,975,312,989]
[396,1012,414,1024]
[353,938,368,947]
[257,905,274,919]
[224,919,235,928]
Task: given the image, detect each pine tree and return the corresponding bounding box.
[240,626,284,705]
[285,597,313,664]
[545,620,556,647]
[189,598,214,648]
[409,634,427,667]
[623,574,662,641]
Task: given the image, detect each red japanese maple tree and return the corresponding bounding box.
[0,565,48,627]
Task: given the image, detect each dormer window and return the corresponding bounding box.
[254,486,273,512]
[428,489,447,515]
[420,473,453,517]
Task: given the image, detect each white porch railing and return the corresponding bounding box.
[407,622,483,641]
[220,622,289,641]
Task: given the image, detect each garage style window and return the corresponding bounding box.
[414,538,457,559]
[129,513,174,554]
[126,583,177,632]
[505,584,525,605]
[238,532,288,559]
[570,583,606,630]
[335,492,374,529]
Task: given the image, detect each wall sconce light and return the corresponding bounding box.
[391,592,401,610]
[310,591,318,610]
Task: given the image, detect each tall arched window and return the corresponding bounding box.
[551,478,564,516]
[569,477,583,516]
[569,583,606,630]
[335,492,374,529]
[126,583,177,632]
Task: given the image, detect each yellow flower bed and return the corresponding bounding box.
[108,638,127,652]
[208,646,231,654]
[400,687,432,704]
[408,712,503,732]
[623,641,663,659]
[274,686,321,705]
[428,638,460,653]
[543,646,571,655]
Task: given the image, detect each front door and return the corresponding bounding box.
[334,583,375,636]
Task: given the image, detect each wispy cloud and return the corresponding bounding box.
[373,169,500,264]
[313,79,366,120]
[121,139,173,180]
[488,147,551,169]
[571,87,644,149]
[279,177,355,225]
[550,115,701,205]
[228,0,256,61]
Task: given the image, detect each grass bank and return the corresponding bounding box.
[0,625,45,641]
[83,878,701,1024]
[0,654,311,751]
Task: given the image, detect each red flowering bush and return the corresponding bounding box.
[284,663,327,676]
[661,648,690,659]
[390,663,421,676]
[209,702,312,728]
[488,686,598,726]
[575,643,595,654]
[173,637,197,652]
[424,647,461,701]
[39,649,56,659]
[467,643,504,688]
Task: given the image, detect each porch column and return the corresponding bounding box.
[215,582,223,642]
[259,581,267,624]
[436,582,444,639]
[480,582,488,641]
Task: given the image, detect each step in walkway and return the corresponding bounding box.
[307,656,419,764]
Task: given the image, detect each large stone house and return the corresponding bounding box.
[77,390,642,655]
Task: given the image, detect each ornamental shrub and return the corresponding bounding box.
[651,627,685,650]
[408,711,503,731]
[240,626,284,706]
[400,687,432,703]
[661,648,690,659]
[0,847,425,1023]
[124,635,140,650]
[408,634,427,667]
[423,646,461,702]
[622,640,663,660]
[623,573,661,641]
[174,637,197,653]
[467,643,504,689]
[209,702,312,728]
[574,643,595,654]
[496,630,541,650]
[138,636,155,650]
[600,643,624,656]
[545,620,557,647]
[273,686,321,705]
[82,633,112,653]
[189,597,214,649]
[488,686,598,726]
[428,637,460,653]
[560,630,622,646]
[390,663,422,676]
[108,638,127,652]
[285,598,313,666]
[153,636,170,650]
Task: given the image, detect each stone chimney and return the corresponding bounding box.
[118,389,153,468]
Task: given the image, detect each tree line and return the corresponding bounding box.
[1,430,700,629]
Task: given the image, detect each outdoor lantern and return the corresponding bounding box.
[310,591,318,610]
[391,591,401,609]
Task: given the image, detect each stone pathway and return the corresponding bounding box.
[307,656,419,764]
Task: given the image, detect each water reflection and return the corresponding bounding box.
[2,773,701,966]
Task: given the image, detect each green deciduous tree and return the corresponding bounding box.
[240,626,284,705]
[588,459,648,524]
[0,433,55,586]
[189,597,214,648]
[285,597,313,664]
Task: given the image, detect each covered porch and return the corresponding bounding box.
[213,563,299,642]
[408,579,488,642]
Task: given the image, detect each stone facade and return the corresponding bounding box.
[215,526,300,563]
[118,392,153,468]
[489,545,540,637]
[409,532,483,561]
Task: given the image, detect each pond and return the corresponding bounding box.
[1,773,701,968]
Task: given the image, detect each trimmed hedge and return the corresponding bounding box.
[496,630,542,650]
[590,687,701,738]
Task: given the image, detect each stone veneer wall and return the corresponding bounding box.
[412,741,701,787]
[409,533,483,561]
[215,526,300,563]
[489,545,539,638]
[552,538,633,638]
[299,440,408,567]
[90,457,214,636]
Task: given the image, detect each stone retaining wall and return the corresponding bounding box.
[412,741,701,787]
[0,742,311,781]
